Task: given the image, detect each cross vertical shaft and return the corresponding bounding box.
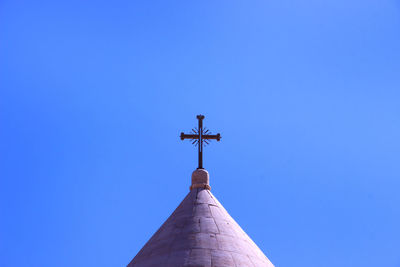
[198,115,204,169]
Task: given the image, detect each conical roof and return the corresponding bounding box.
[128,169,274,267]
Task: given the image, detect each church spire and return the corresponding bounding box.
[127,115,274,267]
[127,169,275,267]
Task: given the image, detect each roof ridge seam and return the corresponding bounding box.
[209,205,221,236]
[228,251,238,267]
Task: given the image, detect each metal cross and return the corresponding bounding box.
[180,115,221,169]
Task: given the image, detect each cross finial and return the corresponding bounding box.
[180,115,221,169]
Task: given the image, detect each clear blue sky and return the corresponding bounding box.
[1,1,399,266]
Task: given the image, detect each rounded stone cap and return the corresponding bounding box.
[190,169,211,191]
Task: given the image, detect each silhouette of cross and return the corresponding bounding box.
[180,115,221,169]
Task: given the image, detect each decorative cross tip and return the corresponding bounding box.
[180,115,221,169]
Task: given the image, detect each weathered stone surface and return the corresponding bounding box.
[127,170,274,267]
[211,249,235,266]
[186,248,212,267]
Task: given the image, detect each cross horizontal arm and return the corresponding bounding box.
[180,133,221,141]
[180,133,199,140]
[203,134,221,141]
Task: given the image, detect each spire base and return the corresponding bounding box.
[190,169,211,191]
